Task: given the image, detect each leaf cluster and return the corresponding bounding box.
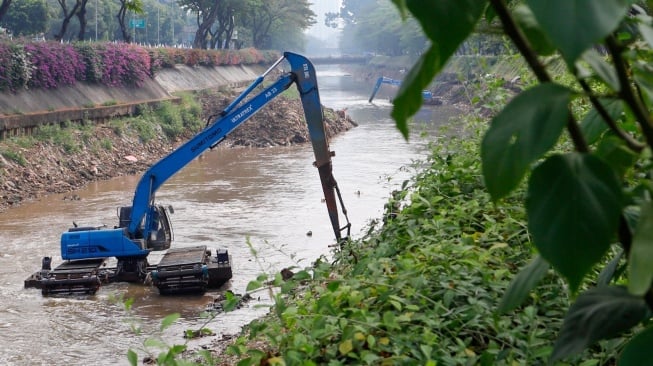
[216,132,625,365]
[391,0,653,363]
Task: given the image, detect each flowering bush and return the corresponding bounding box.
[24,42,85,89]
[0,41,281,93]
[0,42,14,91]
[147,48,175,75]
[96,43,151,87]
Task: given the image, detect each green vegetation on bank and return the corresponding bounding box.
[127,105,630,365]
[0,93,203,170]
[389,1,653,365]
[209,123,623,366]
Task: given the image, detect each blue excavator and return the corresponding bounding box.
[25,52,351,295]
[368,76,441,105]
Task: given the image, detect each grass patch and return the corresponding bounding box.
[108,119,126,136]
[0,148,26,166]
[129,115,158,143]
[100,138,113,151]
[155,101,184,139]
[34,123,80,153]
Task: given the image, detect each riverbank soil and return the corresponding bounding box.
[0,89,355,213]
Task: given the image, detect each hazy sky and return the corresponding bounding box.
[306,0,342,42]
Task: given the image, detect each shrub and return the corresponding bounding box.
[179,93,203,132]
[74,43,104,83]
[24,42,85,88]
[129,115,157,143]
[34,122,79,153]
[155,101,184,139]
[0,148,26,166]
[97,43,151,87]
[0,42,32,92]
[0,41,281,91]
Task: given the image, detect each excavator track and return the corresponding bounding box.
[151,245,232,295]
[25,259,107,295]
[25,247,232,296]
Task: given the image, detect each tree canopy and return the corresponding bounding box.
[0,0,47,37]
[327,0,427,56]
[0,0,314,49]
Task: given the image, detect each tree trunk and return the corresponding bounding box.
[0,0,12,23]
[76,0,89,41]
[117,5,131,43]
[54,0,82,42]
[193,8,218,49]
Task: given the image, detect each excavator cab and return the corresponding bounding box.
[118,205,173,251]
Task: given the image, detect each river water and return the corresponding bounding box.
[0,65,460,365]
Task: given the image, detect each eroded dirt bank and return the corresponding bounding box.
[0,90,356,213]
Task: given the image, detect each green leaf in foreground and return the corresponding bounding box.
[391,46,437,138]
[527,153,623,292]
[597,248,624,286]
[581,49,620,92]
[481,83,571,200]
[527,0,630,65]
[498,255,550,314]
[127,349,138,366]
[160,312,180,332]
[579,98,623,145]
[628,200,653,295]
[619,325,653,366]
[512,4,556,56]
[550,286,649,364]
[391,0,485,138]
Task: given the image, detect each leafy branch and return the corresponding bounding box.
[391,0,653,364]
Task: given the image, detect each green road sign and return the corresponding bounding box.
[130,19,145,29]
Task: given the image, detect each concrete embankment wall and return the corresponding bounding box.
[0,64,266,138]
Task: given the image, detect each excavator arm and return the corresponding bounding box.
[128,52,350,244]
[368,76,433,103]
[59,52,350,263]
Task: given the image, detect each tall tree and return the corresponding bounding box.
[179,0,245,50]
[345,1,425,56]
[207,0,245,49]
[2,0,48,37]
[324,0,375,29]
[74,0,89,40]
[178,0,219,49]
[117,0,143,43]
[0,0,11,24]
[54,0,82,41]
[242,0,315,49]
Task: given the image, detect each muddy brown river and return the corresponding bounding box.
[0,65,460,365]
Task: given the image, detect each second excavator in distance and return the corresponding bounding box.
[25,52,352,296]
[368,76,441,105]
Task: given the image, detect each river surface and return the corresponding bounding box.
[0,64,460,365]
